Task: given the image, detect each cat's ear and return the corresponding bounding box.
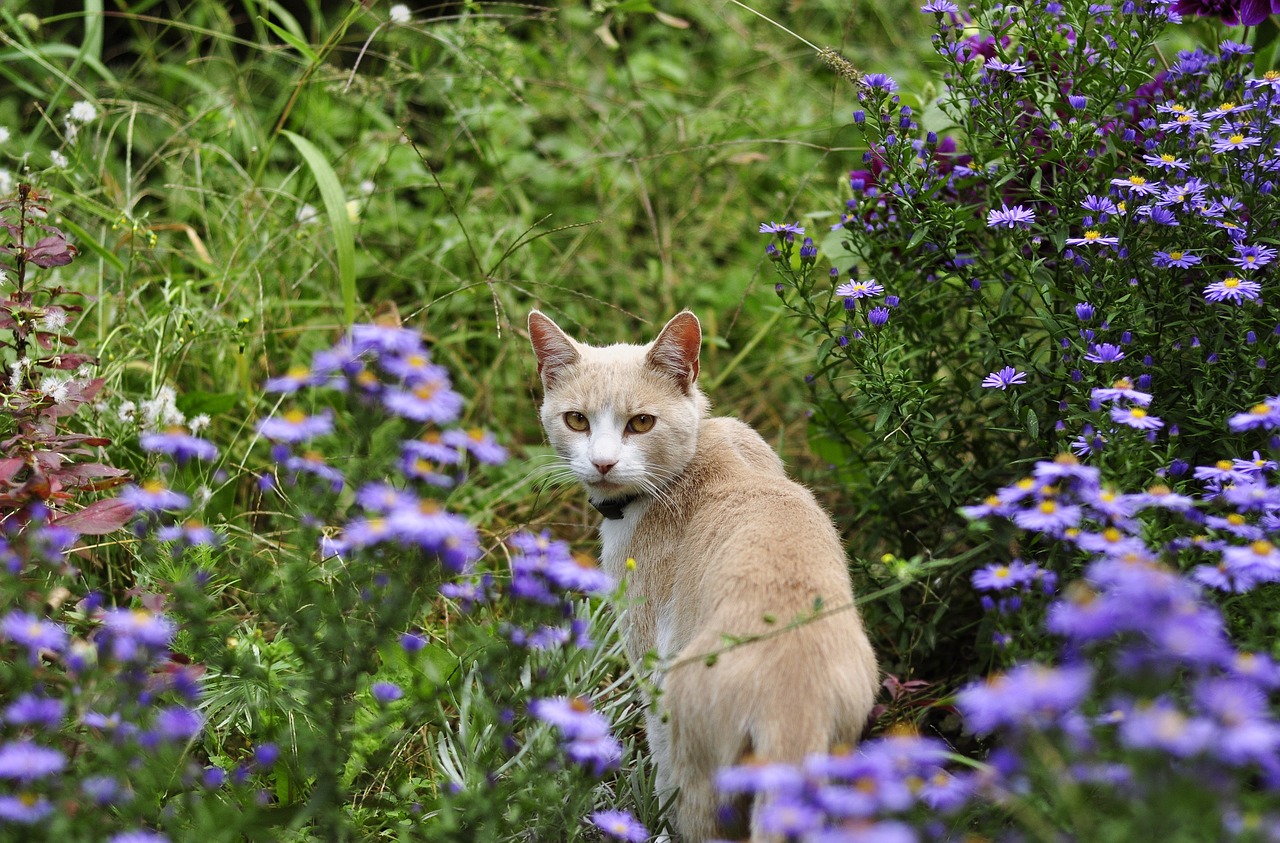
[528,310,581,387]
[646,311,701,392]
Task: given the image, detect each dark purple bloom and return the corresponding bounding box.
[371,681,404,705]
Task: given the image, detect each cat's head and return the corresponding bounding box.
[528,310,709,505]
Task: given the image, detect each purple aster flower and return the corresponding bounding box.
[120,480,190,513]
[591,810,649,842]
[385,503,478,569]
[1142,152,1190,171]
[1111,406,1165,430]
[4,694,65,730]
[440,428,508,465]
[972,561,1033,591]
[1119,698,1215,757]
[0,740,66,781]
[543,552,615,595]
[862,73,898,91]
[565,730,622,776]
[1067,94,1088,109]
[348,324,425,357]
[1075,301,1096,321]
[1229,398,1280,432]
[1204,276,1262,304]
[0,793,54,824]
[1081,195,1118,217]
[1065,230,1119,246]
[986,203,1036,229]
[140,429,218,463]
[382,379,464,424]
[759,221,805,236]
[867,306,890,326]
[985,58,1028,75]
[264,364,318,393]
[1012,499,1082,533]
[254,743,280,768]
[717,760,806,796]
[530,696,611,740]
[371,681,404,705]
[1,611,68,659]
[151,706,204,742]
[257,408,334,443]
[981,366,1027,389]
[377,350,445,386]
[835,279,885,299]
[758,796,824,836]
[81,774,126,805]
[1084,343,1126,364]
[1211,131,1262,153]
[108,831,171,843]
[956,663,1092,735]
[283,451,345,492]
[1152,249,1201,268]
[1230,243,1276,271]
[1110,174,1160,196]
[1092,377,1152,406]
[99,607,176,661]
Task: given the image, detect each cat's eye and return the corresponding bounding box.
[564,411,590,432]
[627,414,655,434]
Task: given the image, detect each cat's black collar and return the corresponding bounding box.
[590,494,641,520]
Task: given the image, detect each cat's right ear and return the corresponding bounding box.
[528,311,581,388]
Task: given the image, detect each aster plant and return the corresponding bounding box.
[763,0,1280,676]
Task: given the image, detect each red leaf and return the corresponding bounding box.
[53,498,136,535]
[0,457,25,484]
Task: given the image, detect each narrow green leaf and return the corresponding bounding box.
[281,130,357,326]
[257,16,319,63]
[57,218,126,274]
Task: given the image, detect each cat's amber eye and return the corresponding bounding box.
[627,414,655,434]
[564,411,590,432]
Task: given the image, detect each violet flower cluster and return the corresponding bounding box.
[710,394,1280,840]
[257,324,508,572]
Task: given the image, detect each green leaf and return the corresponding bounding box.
[257,16,319,63]
[56,217,126,274]
[281,130,357,326]
[1024,407,1039,439]
[176,391,240,417]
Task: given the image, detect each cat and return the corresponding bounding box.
[528,309,879,842]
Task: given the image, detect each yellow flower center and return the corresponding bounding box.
[1039,500,1058,515]
[1251,403,1270,415]
[1128,176,1146,186]
[413,382,438,400]
[1130,408,1148,419]
[1160,154,1176,163]
[142,479,167,493]
[1223,277,1241,289]
[1227,513,1246,526]
[1113,377,1134,389]
[1252,541,1274,557]
[1217,460,1234,471]
[1168,251,1183,260]
[1176,114,1192,123]
[1103,527,1122,543]
[1084,230,1101,240]
[283,408,308,424]
[1219,101,1237,111]
[1227,133,1245,145]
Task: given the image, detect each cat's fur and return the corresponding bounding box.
[528,310,879,842]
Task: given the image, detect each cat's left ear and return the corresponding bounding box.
[646,311,701,392]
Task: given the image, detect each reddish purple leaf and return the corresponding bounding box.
[53,498,135,535]
[25,234,78,268]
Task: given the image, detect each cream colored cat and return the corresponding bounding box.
[528,310,879,842]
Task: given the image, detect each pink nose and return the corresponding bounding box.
[593,460,616,475]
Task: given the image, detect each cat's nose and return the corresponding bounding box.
[593,459,616,476]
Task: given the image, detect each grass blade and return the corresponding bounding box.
[281,130,357,326]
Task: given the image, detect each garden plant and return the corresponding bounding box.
[1,0,1279,840]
